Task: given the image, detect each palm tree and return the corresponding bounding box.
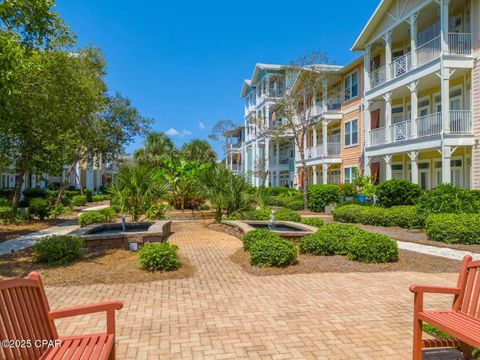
[134,132,177,168]
[109,164,168,221]
[180,139,216,163]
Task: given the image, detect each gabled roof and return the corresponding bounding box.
[351,0,392,51]
[240,80,252,98]
[289,64,343,94]
[251,63,284,84]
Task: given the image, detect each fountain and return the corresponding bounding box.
[268,210,275,230]
[121,215,126,232]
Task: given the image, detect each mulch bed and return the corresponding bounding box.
[0,247,194,287]
[230,248,462,276]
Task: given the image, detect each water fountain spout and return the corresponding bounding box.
[121,216,126,232]
[268,210,276,230]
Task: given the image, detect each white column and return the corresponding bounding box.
[409,151,419,184]
[384,155,392,181]
[384,31,392,81]
[322,165,329,184]
[322,78,328,112]
[409,81,419,138]
[312,126,317,157]
[442,145,452,184]
[440,0,451,54]
[322,120,328,156]
[312,165,317,184]
[409,13,418,68]
[384,92,392,143]
[264,139,270,187]
[254,141,259,186]
[365,101,372,146]
[364,157,371,177]
[441,67,451,133]
[364,45,371,91]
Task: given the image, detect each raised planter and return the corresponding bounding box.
[71,220,172,249]
[223,220,316,240]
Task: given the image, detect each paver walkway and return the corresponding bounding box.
[46,222,465,359]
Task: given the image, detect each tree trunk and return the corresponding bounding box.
[11,171,25,208]
[55,159,79,205]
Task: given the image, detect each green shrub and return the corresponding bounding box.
[0,198,11,207]
[23,188,48,200]
[84,189,93,202]
[300,224,365,256]
[340,183,357,197]
[332,204,364,223]
[138,243,180,271]
[78,211,106,227]
[284,198,305,211]
[34,235,85,265]
[320,224,366,255]
[416,184,480,216]
[242,229,282,251]
[249,238,297,267]
[307,184,341,212]
[347,233,399,263]
[266,187,293,197]
[300,217,324,228]
[425,213,480,244]
[197,203,210,210]
[357,206,387,226]
[267,195,287,207]
[226,208,271,221]
[29,198,51,220]
[92,194,106,202]
[50,204,69,218]
[98,207,116,222]
[0,206,19,224]
[375,179,423,208]
[274,208,301,222]
[384,206,426,229]
[71,195,87,206]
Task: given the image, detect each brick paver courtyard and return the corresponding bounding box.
[46,222,465,359]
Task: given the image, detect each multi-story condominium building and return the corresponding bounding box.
[354,0,479,189]
[240,0,480,190]
[225,126,245,175]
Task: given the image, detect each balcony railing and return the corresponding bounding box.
[368,111,472,146]
[304,143,340,159]
[279,158,289,165]
[448,33,472,55]
[390,120,412,143]
[368,32,472,90]
[327,142,341,156]
[370,126,386,146]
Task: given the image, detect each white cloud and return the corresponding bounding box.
[165,128,191,138]
[198,122,205,130]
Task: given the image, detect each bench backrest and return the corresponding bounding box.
[454,256,480,318]
[0,272,57,360]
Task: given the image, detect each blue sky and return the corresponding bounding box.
[56,0,378,158]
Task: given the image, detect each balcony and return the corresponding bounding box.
[305,142,341,159]
[368,33,471,90]
[368,110,472,147]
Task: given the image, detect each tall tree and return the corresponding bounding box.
[134,132,177,168]
[274,50,332,209]
[180,139,216,163]
[208,119,236,159]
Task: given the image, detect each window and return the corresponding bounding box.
[344,166,358,184]
[344,71,358,102]
[344,120,358,146]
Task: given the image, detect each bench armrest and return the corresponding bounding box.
[49,301,123,334]
[409,285,461,295]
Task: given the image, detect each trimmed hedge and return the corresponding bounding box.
[78,207,115,227]
[242,229,282,251]
[347,233,399,263]
[29,198,50,220]
[300,224,365,256]
[34,235,85,265]
[273,208,301,222]
[284,199,305,211]
[71,195,87,206]
[375,179,422,208]
[300,217,324,228]
[425,213,480,244]
[138,243,180,271]
[333,204,425,229]
[250,237,298,267]
[307,184,341,212]
[0,206,19,224]
[226,208,270,221]
[416,184,480,215]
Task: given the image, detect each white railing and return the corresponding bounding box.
[369,127,386,146]
[416,35,441,67]
[390,52,411,79]
[448,33,472,55]
[390,120,412,143]
[315,145,324,157]
[327,142,341,156]
[416,112,442,137]
[450,110,472,133]
[327,97,342,111]
[306,147,315,159]
[370,65,386,88]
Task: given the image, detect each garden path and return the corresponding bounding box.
[46,221,465,359]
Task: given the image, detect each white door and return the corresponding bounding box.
[434,160,442,187]
[451,159,463,188]
[418,162,430,190]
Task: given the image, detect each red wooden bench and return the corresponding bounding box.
[410,255,480,360]
[0,272,123,360]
